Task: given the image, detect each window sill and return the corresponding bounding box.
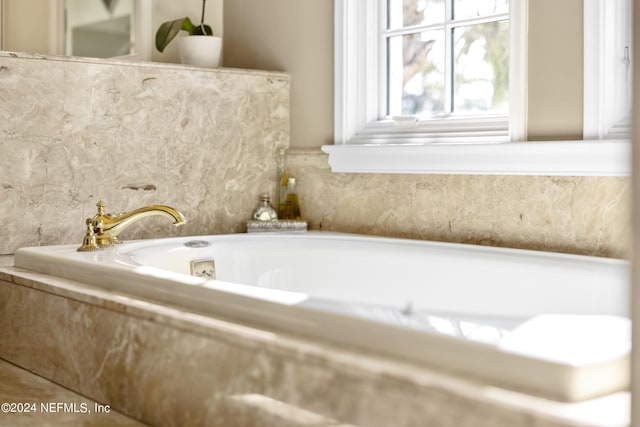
[321,139,631,176]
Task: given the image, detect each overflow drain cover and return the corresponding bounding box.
[190,259,216,280]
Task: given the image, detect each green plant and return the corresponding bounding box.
[155,0,213,53]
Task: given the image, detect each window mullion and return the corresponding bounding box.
[383,24,445,37]
[379,0,389,119]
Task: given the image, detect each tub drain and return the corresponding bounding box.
[184,240,209,248]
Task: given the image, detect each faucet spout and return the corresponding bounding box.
[78,201,186,251]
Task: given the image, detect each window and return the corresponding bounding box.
[332,0,525,147]
[324,0,629,176]
[385,1,509,120]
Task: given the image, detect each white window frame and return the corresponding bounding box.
[324,0,630,176]
[583,0,632,140]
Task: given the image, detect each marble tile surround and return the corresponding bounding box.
[285,150,631,258]
[0,52,629,260]
[0,53,289,255]
[0,267,630,427]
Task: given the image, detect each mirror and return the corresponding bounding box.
[0,0,151,61]
[66,0,134,58]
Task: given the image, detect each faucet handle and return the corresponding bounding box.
[96,200,106,216]
[96,201,126,219]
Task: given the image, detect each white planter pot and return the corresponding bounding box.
[178,36,222,68]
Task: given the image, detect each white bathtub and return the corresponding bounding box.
[14,232,630,402]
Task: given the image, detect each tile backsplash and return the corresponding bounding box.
[0,53,289,254]
[286,150,630,258]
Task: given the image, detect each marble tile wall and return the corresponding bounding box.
[0,53,289,254]
[1,269,623,427]
[285,150,631,258]
[0,53,629,260]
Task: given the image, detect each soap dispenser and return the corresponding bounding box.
[252,193,278,221]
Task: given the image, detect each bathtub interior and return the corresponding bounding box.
[108,233,631,359]
[116,233,628,316]
[118,237,523,339]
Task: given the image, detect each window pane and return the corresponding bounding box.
[453,21,509,114]
[388,0,445,29]
[453,0,509,20]
[388,31,445,116]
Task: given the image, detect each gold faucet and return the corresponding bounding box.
[78,201,186,251]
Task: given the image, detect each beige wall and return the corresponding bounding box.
[528,0,583,140]
[224,1,585,145]
[224,0,333,148]
[3,0,52,55]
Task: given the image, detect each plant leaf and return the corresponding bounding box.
[155,17,191,52]
[193,24,213,36]
[180,17,196,34]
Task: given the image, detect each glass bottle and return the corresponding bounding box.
[282,178,302,220]
[252,194,278,221]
